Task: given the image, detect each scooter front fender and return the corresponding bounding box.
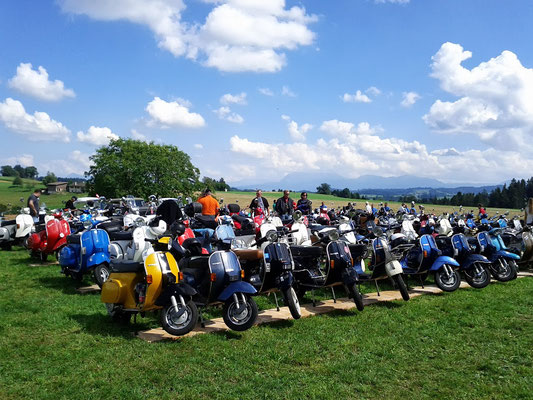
[385,260,403,277]
[275,271,294,290]
[155,283,197,306]
[429,256,460,271]
[462,254,491,270]
[217,281,257,302]
[494,250,520,260]
[341,266,359,286]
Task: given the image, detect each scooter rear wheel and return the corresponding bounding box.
[93,264,110,288]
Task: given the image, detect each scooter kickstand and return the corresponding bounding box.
[374,280,380,296]
[331,287,336,303]
[273,292,280,311]
[419,275,425,289]
[312,289,316,307]
[199,310,206,328]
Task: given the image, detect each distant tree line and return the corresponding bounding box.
[316,183,361,199]
[202,177,230,192]
[403,178,533,209]
[1,164,38,179]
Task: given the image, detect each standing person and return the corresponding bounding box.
[296,192,313,215]
[27,189,41,223]
[365,201,372,214]
[319,201,327,211]
[197,188,219,216]
[275,190,295,216]
[249,189,270,216]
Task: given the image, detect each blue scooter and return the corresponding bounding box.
[475,230,519,281]
[59,214,111,287]
[401,234,461,292]
[435,233,492,288]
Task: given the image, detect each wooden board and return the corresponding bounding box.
[137,275,532,343]
[76,284,100,294]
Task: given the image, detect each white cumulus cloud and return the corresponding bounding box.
[3,154,35,167]
[146,97,206,128]
[258,87,274,96]
[342,90,371,103]
[281,85,296,97]
[8,63,75,102]
[0,98,71,141]
[401,91,420,107]
[423,42,533,151]
[77,126,119,146]
[214,106,244,124]
[220,92,247,105]
[59,0,317,73]
[281,115,312,141]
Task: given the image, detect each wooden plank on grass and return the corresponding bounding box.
[76,284,100,294]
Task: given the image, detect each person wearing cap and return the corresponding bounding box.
[197,188,219,216]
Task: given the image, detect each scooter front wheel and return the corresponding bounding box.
[282,287,301,319]
[160,300,198,336]
[392,275,410,301]
[348,283,364,311]
[464,263,491,288]
[493,258,514,282]
[222,294,258,331]
[434,267,461,292]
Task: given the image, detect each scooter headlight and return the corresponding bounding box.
[83,220,92,229]
[327,230,340,241]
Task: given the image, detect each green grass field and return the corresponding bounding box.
[0,176,88,213]
[1,246,532,399]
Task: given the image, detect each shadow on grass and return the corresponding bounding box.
[211,330,243,341]
[71,313,151,339]
[368,301,403,309]
[38,275,92,295]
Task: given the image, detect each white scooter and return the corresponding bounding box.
[108,218,167,262]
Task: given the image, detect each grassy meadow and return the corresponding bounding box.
[0,246,532,399]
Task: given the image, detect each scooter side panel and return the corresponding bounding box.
[217,281,257,301]
[429,256,460,271]
[59,245,79,267]
[494,250,520,260]
[101,272,139,306]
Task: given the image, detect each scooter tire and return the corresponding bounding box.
[160,300,198,336]
[282,287,302,319]
[434,267,461,292]
[349,283,365,311]
[493,259,514,282]
[105,303,131,323]
[393,275,410,301]
[222,294,258,331]
[509,260,518,280]
[93,264,110,288]
[464,263,491,288]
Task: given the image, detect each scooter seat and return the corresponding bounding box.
[109,260,144,273]
[108,231,133,241]
[67,234,81,245]
[234,249,263,261]
[0,220,16,227]
[99,221,123,233]
[290,245,323,257]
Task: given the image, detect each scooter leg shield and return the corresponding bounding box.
[385,260,403,277]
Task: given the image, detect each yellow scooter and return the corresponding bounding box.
[101,249,198,336]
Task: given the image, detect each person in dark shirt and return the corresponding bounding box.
[65,196,77,211]
[275,190,295,216]
[27,189,41,223]
[249,190,270,216]
[296,192,312,215]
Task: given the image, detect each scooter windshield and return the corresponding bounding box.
[215,224,236,241]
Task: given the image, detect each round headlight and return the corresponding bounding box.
[83,220,92,229]
[328,230,340,241]
[266,230,278,242]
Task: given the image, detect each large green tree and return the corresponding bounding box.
[86,139,200,198]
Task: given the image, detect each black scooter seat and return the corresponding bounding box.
[290,245,323,257]
[348,243,367,258]
[109,260,144,273]
[109,231,133,241]
[0,220,16,227]
[67,234,81,245]
[34,224,46,233]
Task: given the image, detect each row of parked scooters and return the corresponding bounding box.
[1,197,531,337]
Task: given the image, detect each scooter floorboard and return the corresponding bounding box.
[137,272,533,342]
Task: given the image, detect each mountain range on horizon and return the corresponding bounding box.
[230,172,501,192]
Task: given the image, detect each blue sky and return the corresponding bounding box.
[1,0,532,185]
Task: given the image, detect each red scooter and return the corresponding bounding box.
[28,212,71,262]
